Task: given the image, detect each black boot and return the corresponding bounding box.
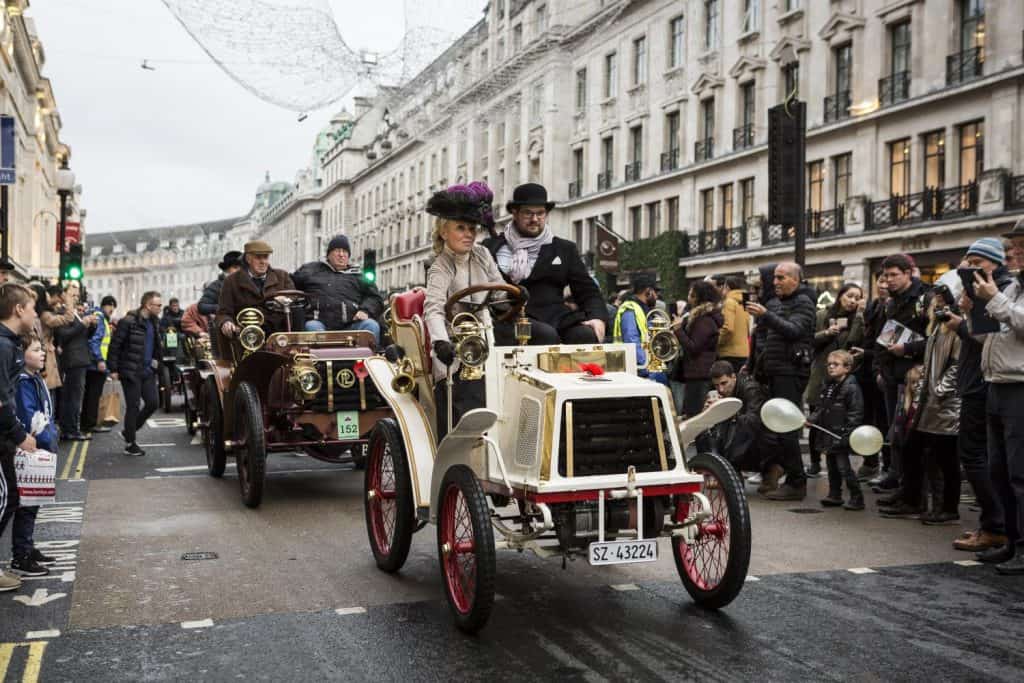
[976,545,1014,564]
[843,494,865,511]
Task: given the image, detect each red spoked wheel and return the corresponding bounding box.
[364,419,414,573]
[672,452,751,609]
[437,465,495,633]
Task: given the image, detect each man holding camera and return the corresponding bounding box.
[972,239,1024,574]
[946,239,1013,552]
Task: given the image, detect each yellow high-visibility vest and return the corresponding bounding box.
[612,300,648,343]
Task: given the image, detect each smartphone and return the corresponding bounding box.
[836,318,849,330]
[958,266,982,297]
[741,292,751,306]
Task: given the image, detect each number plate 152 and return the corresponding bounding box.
[588,539,658,566]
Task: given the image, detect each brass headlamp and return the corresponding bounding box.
[451,312,488,381]
[642,309,680,373]
[289,353,322,400]
[236,308,266,353]
[391,357,416,394]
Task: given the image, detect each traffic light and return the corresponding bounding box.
[63,242,84,281]
[362,248,377,284]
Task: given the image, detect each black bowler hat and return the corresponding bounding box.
[506,183,556,213]
[218,250,243,271]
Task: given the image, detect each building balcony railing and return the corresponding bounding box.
[732,124,754,151]
[946,46,984,86]
[624,161,641,182]
[762,223,795,245]
[660,148,680,172]
[596,170,613,191]
[866,183,978,231]
[683,227,747,256]
[1006,174,1024,210]
[694,138,714,162]
[824,90,852,123]
[878,71,910,107]
[568,180,581,199]
[807,207,845,238]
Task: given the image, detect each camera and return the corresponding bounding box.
[934,306,953,322]
[933,283,955,307]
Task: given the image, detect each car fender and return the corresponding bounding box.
[224,351,290,434]
[428,408,498,522]
[363,357,437,511]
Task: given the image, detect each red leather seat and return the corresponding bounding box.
[393,288,426,322]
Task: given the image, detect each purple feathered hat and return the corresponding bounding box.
[425,181,495,230]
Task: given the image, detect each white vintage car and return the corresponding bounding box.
[361,285,750,633]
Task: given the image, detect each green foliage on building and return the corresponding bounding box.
[618,231,687,301]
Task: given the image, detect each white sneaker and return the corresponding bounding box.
[0,569,23,592]
[746,473,763,485]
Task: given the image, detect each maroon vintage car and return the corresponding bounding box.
[200,290,390,507]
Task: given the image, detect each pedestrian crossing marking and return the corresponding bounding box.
[847,567,877,574]
[0,641,48,683]
[610,583,640,591]
[24,631,59,640]
[147,418,186,429]
[335,607,366,615]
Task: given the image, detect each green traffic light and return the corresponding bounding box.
[364,271,375,283]
[68,266,82,279]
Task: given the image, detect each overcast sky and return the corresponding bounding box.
[31,0,482,232]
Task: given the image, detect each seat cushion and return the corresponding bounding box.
[393,289,426,322]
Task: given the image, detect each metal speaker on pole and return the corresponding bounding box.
[768,100,807,265]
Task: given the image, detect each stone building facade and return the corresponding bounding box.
[256,0,1024,295]
[1,1,79,280]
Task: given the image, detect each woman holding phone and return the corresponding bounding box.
[804,283,865,475]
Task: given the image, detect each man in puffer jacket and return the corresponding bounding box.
[745,262,816,500]
[974,266,1024,575]
[292,235,384,344]
[107,292,164,457]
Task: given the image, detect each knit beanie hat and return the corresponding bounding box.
[965,237,1005,266]
[327,234,351,254]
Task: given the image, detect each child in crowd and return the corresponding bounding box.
[11,335,58,576]
[809,350,866,510]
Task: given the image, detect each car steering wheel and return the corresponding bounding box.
[444,284,527,323]
[262,289,311,313]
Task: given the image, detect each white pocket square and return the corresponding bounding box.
[551,256,562,265]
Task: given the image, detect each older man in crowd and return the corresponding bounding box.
[745,261,817,500]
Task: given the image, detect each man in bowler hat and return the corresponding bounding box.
[484,183,607,344]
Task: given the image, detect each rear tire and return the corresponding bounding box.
[364,419,415,573]
[235,382,266,508]
[437,465,495,633]
[203,376,226,478]
[673,452,751,609]
[160,365,173,413]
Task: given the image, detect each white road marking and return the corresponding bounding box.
[155,464,235,473]
[147,418,186,429]
[144,476,163,480]
[26,629,61,639]
[68,479,85,483]
[334,607,367,615]
[954,560,982,567]
[181,619,214,629]
[610,583,640,591]
[13,588,67,607]
[23,571,76,583]
[138,443,176,447]
[746,575,760,582]
[847,567,877,574]
[39,500,85,506]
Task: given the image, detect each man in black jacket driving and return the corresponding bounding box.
[292,235,383,344]
[484,183,607,344]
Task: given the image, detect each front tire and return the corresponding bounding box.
[160,365,173,413]
[234,382,267,508]
[437,465,496,633]
[364,419,415,572]
[203,376,226,478]
[673,452,751,609]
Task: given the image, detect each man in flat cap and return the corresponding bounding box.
[292,234,383,344]
[215,240,295,342]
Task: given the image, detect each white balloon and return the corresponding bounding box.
[849,425,885,456]
[760,398,806,433]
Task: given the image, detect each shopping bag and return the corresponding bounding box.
[100,379,122,425]
[15,449,57,505]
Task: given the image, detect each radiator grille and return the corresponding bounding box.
[515,397,541,467]
[309,360,386,412]
[558,397,674,477]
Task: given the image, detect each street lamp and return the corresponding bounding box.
[56,159,75,280]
